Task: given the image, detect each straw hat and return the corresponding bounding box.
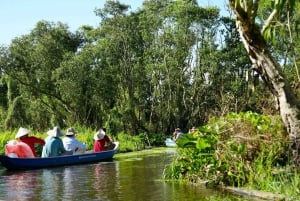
[15,127,31,138]
[175,128,181,132]
[47,126,65,137]
[94,129,105,140]
[66,127,77,136]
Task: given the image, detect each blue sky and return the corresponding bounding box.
[0,0,227,46]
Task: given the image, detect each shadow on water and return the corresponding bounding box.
[0,148,257,201]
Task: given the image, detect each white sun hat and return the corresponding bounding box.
[15,127,31,138]
[94,129,106,140]
[47,126,65,137]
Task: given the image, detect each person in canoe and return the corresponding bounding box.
[93,128,114,152]
[189,127,196,135]
[173,128,184,142]
[42,126,72,157]
[15,127,45,157]
[62,127,86,154]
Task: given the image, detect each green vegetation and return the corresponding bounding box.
[0,0,299,199]
[163,111,300,199]
[0,0,278,136]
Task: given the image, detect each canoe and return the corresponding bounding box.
[0,142,119,170]
[165,138,177,147]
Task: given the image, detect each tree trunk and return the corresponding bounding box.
[229,1,300,164]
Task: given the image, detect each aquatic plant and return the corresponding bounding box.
[164,111,289,187]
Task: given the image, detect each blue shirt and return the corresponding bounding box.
[176,132,184,139]
[42,136,67,157]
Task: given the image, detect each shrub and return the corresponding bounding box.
[164,111,289,187]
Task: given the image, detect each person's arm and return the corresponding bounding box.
[75,139,86,151]
[33,136,45,146]
[172,132,177,141]
[93,141,100,152]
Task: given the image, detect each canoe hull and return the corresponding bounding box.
[0,142,119,170]
[165,138,177,147]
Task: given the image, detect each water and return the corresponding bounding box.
[0,148,248,201]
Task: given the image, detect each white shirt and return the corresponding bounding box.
[62,136,86,154]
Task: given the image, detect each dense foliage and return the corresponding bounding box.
[0,0,283,135]
[0,1,299,198]
[164,112,289,186]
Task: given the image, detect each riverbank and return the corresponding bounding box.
[222,186,285,200]
[163,112,300,200]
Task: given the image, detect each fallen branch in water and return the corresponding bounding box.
[222,186,285,201]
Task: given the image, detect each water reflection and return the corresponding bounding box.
[93,162,119,200]
[0,149,245,201]
[40,163,120,201]
[4,171,38,201]
[40,169,62,200]
[62,168,74,198]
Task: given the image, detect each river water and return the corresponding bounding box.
[0,148,252,201]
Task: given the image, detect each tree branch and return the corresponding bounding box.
[261,8,278,34]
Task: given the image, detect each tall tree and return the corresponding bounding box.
[228,0,300,164]
[95,0,147,134]
[139,0,222,132]
[3,21,82,129]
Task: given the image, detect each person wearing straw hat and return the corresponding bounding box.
[189,127,196,135]
[15,127,45,157]
[42,126,72,157]
[93,128,114,152]
[172,128,183,142]
[62,127,86,154]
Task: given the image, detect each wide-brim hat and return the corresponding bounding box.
[175,128,181,132]
[15,127,31,138]
[94,130,105,140]
[47,126,65,137]
[66,127,77,136]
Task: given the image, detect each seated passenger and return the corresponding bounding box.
[5,140,34,158]
[173,128,184,142]
[189,127,196,135]
[15,127,45,157]
[93,128,114,152]
[62,127,86,154]
[42,126,72,157]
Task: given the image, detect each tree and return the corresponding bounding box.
[228,0,300,164]
[95,0,148,134]
[3,21,83,129]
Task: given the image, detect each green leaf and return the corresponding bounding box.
[196,138,211,150]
